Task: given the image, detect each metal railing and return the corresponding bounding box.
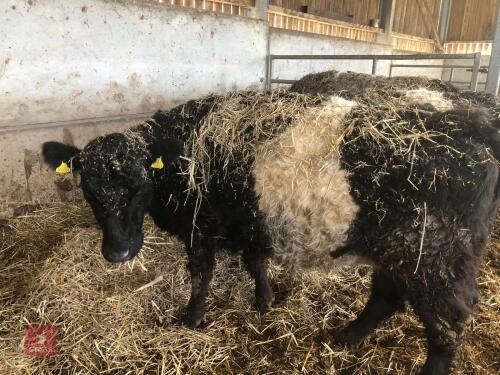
[267,52,482,92]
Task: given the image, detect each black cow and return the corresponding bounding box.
[42,86,500,375]
[42,98,274,328]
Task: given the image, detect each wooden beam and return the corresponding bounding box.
[418,0,443,50]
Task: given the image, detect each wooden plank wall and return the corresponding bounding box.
[271,0,444,37]
[160,0,253,15]
[329,0,380,25]
[447,0,499,41]
[268,5,379,42]
[393,0,442,39]
[269,0,380,26]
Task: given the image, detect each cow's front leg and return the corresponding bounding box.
[242,247,273,312]
[184,245,215,328]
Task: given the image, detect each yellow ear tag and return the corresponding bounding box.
[55,161,71,175]
[150,156,164,170]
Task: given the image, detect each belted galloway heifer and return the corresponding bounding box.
[42,75,500,375]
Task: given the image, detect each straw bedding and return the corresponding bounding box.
[0,204,498,374]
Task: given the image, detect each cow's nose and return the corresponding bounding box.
[102,248,131,263]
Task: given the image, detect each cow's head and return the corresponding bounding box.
[42,132,182,263]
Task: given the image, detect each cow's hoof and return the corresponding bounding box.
[182,313,203,329]
[182,304,205,328]
[256,293,274,314]
[333,324,368,348]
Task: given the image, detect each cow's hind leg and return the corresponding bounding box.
[335,270,406,346]
[410,278,475,375]
[242,246,273,312]
[184,245,216,328]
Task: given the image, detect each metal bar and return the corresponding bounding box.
[271,79,299,84]
[449,67,454,82]
[438,0,452,42]
[0,112,154,135]
[470,52,481,91]
[372,59,378,75]
[254,0,268,20]
[390,64,471,68]
[268,53,479,91]
[267,54,273,90]
[380,0,395,35]
[451,80,487,85]
[268,78,489,86]
[270,53,477,61]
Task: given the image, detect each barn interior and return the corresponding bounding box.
[1,0,500,374]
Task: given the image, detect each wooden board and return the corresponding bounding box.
[447,0,499,41]
[393,0,442,39]
[269,0,381,26]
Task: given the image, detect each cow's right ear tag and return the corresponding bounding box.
[55,161,71,175]
[150,156,164,170]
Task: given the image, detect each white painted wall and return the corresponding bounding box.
[0,0,268,127]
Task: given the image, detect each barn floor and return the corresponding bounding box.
[0,203,498,374]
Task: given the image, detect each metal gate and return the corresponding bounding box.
[266,52,483,91]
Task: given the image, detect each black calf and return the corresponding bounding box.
[42,114,274,327]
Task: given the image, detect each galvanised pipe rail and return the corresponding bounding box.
[267,52,482,92]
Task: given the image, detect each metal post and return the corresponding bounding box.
[254,0,269,21]
[389,62,393,77]
[486,1,500,95]
[449,67,454,82]
[266,55,273,90]
[470,52,481,91]
[380,0,395,35]
[377,0,395,45]
[438,0,453,42]
[372,59,378,75]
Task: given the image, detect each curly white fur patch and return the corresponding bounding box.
[402,88,453,111]
[253,96,358,271]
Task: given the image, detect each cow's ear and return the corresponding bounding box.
[42,141,81,173]
[148,138,183,171]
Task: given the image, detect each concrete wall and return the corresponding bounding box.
[0,0,268,127]
[0,0,268,218]
[0,119,137,218]
[1,0,451,218]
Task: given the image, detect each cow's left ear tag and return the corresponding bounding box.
[150,156,164,170]
[55,161,71,175]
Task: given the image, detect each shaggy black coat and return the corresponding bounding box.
[42,80,499,375]
[43,94,309,328]
[291,72,500,375]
